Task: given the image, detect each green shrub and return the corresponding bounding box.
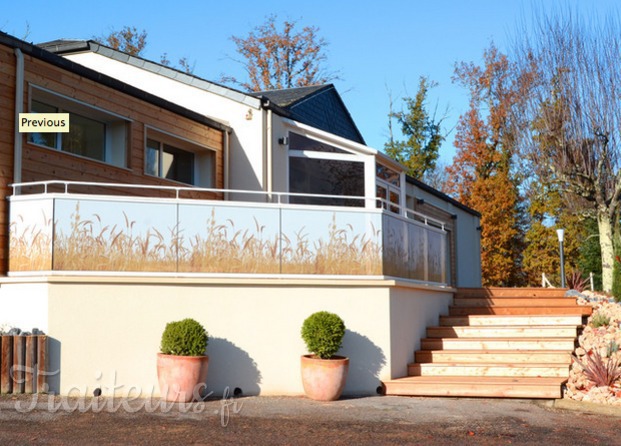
[607,340,620,358]
[591,312,610,328]
[160,318,208,356]
[301,311,346,359]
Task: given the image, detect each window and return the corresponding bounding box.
[27,88,128,167]
[288,133,366,206]
[289,157,364,206]
[145,129,215,187]
[376,164,401,213]
[147,139,194,184]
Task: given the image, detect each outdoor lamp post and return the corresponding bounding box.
[557,228,566,288]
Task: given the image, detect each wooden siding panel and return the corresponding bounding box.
[0,42,226,275]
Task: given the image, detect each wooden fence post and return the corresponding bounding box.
[25,336,37,393]
[1,336,13,394]
[13,336,26,394]
[37,336,47,393]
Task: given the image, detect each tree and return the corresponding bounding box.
[224,15,339,92]
[95,25,147,56]
[446,44,531,286]
[95,26,194,74]
[384,77,446,180]
[522,179,586,286]
[513,11,621,292]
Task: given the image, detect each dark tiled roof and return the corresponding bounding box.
[252,85,329,107]
[254,84,366,145]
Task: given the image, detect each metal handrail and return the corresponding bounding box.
[9,180,447,229]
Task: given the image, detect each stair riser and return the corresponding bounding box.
[415,351,572,364]
[440,316,584,326]
[427,327,578,338]
[453,298,575,307]
[421,339,576,350]
[449,307,591,316]
[408,364,569,377]
[456,287,568,298]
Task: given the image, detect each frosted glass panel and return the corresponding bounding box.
[53,198,177,272]
[9,199,54,271]
[280,208,382,275]
[178,204,280,273]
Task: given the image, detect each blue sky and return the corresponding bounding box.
[3,0,618,164]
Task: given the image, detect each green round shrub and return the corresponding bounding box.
[301,311,346,359]
[160,318,208,356]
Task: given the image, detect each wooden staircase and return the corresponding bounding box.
[383,287,593,398]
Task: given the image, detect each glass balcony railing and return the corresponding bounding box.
[8,181,447,284]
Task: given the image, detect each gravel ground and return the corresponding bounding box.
[1,394,620,445]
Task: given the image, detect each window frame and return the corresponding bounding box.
[376,163,402,214]
[287,131,369,207]
[27,85,130,168]
[144,126,216,188]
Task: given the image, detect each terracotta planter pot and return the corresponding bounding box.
[300,355,349,401]
[156,353,209,402]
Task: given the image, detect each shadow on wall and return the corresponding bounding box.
[46,337,61,394]
[340,330,386,394]
[207,337,262,397]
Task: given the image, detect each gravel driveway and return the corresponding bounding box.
[0,394,619,445]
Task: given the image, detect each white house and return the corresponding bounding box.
[0,33,482,398]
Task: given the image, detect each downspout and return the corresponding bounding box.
[14,48,24,187]
[266,107,273,202]
[223,130,230,201]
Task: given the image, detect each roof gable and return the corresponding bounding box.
[254,85,366,145]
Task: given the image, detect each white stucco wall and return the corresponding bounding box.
[389,286,452,377]
[0,280,49,331]
[0,276,453,397]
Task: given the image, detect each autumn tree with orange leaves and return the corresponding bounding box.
[95,26,147,56]
[224,15,339,92]
[446,44,532,286]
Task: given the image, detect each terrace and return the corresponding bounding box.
[8,180,448,285]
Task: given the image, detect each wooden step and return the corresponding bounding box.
[456,287,569,298]
[427,325,578,338]
[440,315,584,326]
[453,297,577,307]
[408,362,570,377]
[421,337,577,351]
[449,305,592,316]
[415,349,572,364]
[383,287,589,399]
[383,376,566,398]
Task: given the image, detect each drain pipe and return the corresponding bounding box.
[266,107,273,202]
[13,48,24,188]
[223,130,230,200]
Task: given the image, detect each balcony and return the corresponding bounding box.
[8,181,448,284]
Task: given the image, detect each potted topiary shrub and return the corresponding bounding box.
[300,311,348,401]
[157,318,209,403]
